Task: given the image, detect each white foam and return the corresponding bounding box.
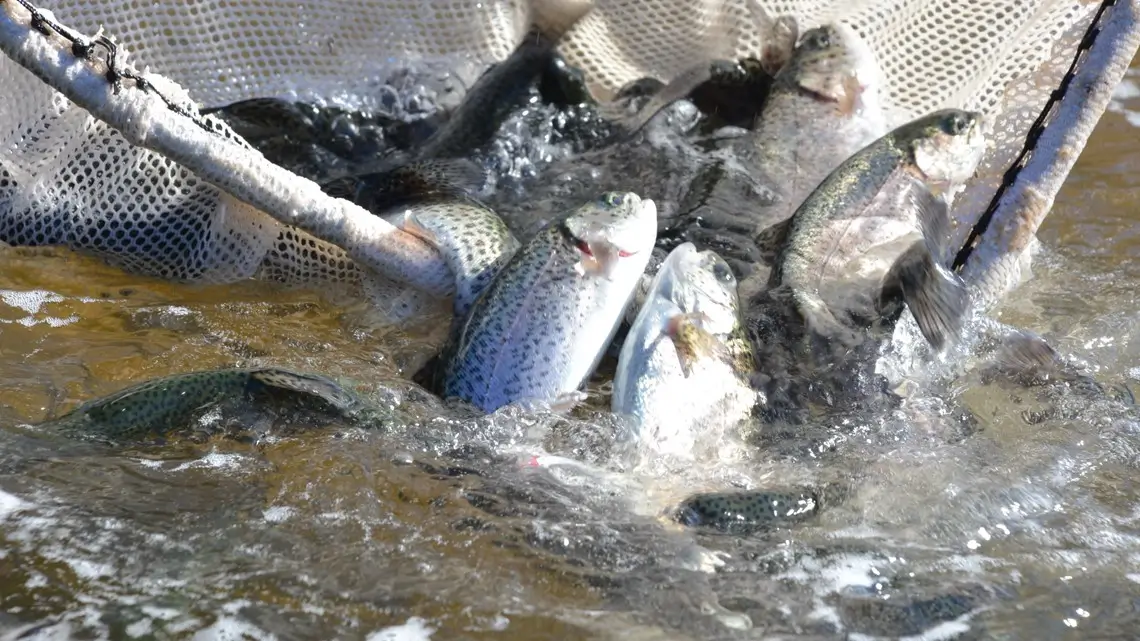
[0,489,28,520]
[263,506,295,523]
[126,618,154,638]
[365,617,437,641]
[67,558,113,580]
[140,605,184,621]
[0,289,62,314]
[191,616,278,641]
[172,452,250,472]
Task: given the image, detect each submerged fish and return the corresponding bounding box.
[440,192,657,413]
[672,487,820,535]
[769,108,985,353]
[37,368,366,444]
[612,242,756,459]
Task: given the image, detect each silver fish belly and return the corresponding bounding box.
[613,242,755,459]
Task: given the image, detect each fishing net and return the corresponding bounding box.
[0,0,1137,313]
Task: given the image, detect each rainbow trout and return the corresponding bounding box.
[37,368,366,444]
[668,23,889,285]
[441,192,657,413]
[746,22,889,228]
[612,242,755,459]
[742,109,985,423]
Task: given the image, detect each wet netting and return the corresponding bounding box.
[0,0,1136,313]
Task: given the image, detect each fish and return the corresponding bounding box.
[611,242,756,460]
[602,15,799,136]
[665,23,890,286]
[386,197,521,317]
[318,0,595,214]
[672,487,821,535]
[37,368,367,444]
[741,109,985,424]
[768,108,986,354]
[439,191,657,413]
[745,22,890,226]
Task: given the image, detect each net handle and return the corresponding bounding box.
[0,0,457,298]
[957,0,1140,311]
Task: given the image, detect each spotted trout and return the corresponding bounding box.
[746,22,889,228]
[769,108,987,354]
[612,242,756,460]
[440,192,657,413]
[387,197,520,318]
[666,22,890,287]
[37,368,366,444]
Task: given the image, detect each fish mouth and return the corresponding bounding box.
[570,233,640,280]
[565,195,657,279]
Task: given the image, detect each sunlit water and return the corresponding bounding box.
[3,60,1140,641]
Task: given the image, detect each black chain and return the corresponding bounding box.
[8,0,236,140]
[951,0,1118,272]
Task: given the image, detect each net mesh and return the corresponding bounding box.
[0,0,1126,307]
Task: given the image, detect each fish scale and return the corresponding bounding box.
[442,192,656,413]
[39,368,365,443]
[393,198,520,317]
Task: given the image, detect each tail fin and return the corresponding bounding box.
[248,368,365,415]
[321,158,488,214]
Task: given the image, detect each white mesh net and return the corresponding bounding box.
[0,0,1136,313]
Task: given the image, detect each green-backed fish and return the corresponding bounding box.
[440,192,657,413]
[769,108,986,354]
[746,22,890,231]
[667,23,889,285]
[672,487,820,535]
[612,242,756,459]
[36,368,366,444]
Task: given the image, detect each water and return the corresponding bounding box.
[3,62,1140,640]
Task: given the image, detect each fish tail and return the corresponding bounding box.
[247,368,364,415]
[323,158,487,214]
[890,240,970,351]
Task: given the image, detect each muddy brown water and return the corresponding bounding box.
[4,67,1140,640]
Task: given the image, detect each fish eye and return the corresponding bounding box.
[804,29,831,50]
[944,112,970,135]
[712,262,734,284]
[602,193,625,207]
